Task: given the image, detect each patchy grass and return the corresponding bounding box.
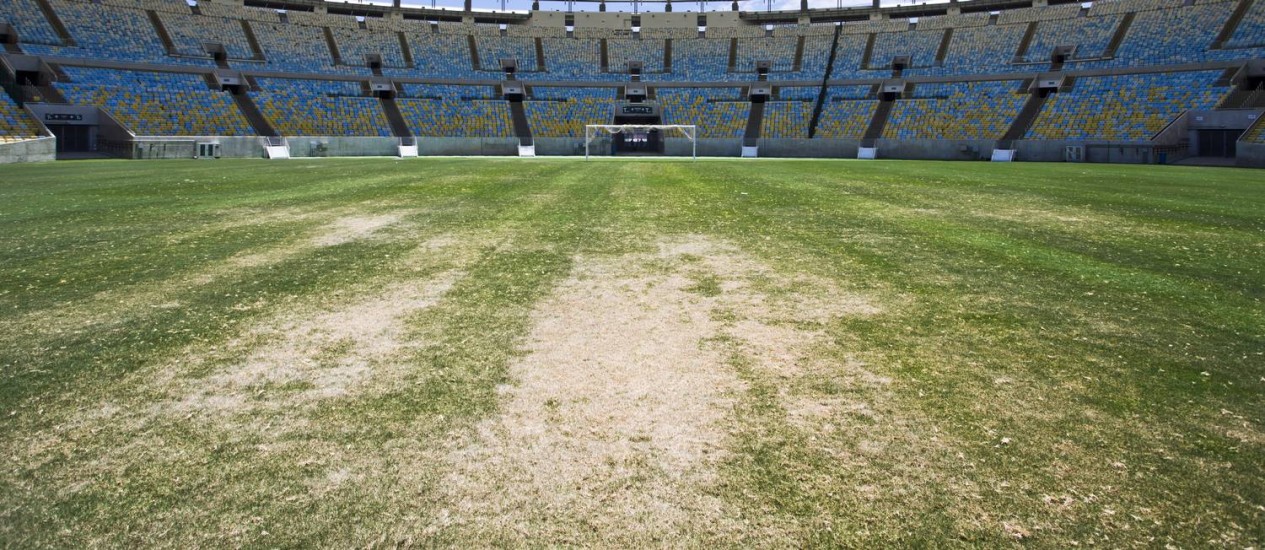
[0,158,1262,547]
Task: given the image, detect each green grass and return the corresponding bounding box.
[0,158,1262,547]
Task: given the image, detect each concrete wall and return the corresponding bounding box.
[0,137,56,164]
[132,136,262,159]
[756,138,859,158]
[416,137,519,156]
[1238,142,1265,168]
[873,138,996,161]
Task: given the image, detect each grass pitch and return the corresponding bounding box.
[0,158,1262,547]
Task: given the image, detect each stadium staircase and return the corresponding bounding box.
[324,28,343,65]
[535,38,546,71]
[599,39,608,71]
[467,35,480,69]
[1103,13,1135,58]
[792,36,805,72]
[33,0,75,46]
[1212,0,1255,49]
[934,29,953,66]
[398,33,414,67]
[664,39,673,72]
[860,33,876,68]
[240,21,267,62]
[232,77,279,139]
[743,97,765,153]
[146,11,177,57]
[998,79,1050,149]
[727,38,738,72]
[379,95,413,140]
[1014,22,1038,62]
[508,99,534,152]
[807,24,842,139]
[861,94,895,148]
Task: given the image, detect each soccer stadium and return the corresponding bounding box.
[1,0,1264,546]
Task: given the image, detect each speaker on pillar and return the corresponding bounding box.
[665,0,672,11]
[600,1,606,10]
[532,0,538,8]
[732,0,739,10]
[800,0,807,10]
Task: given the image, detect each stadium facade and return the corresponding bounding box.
[1,0,1263,164]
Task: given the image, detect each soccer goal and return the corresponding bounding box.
[584,124,697,160]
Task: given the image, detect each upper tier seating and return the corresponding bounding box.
[1225,0,1265,48]
[658,87,748,138]
[284,9,359,29]
[159,12,255,59]
[1022,15,1121,62]
[23,1,207,65]
[0,0,62,45]
[660,39,730,81]
[251,21,359,74]
[330,27,408,68]
[1089,4,1238,67]
[909,23,1027,76]
[253,78,391,137]
[1026,71,1225,140]
[997,2,1082,24]
[100,0,189,14]
[195,2,279,23]
[475,36,539,71]
[883,81,1027,140]
[56,67,253,136]
[606,38,666,74]
[915,12,990,30]
[535,38,603,81]
[869,29,944,69]
[0,93,43,143]
[389,33,478,79]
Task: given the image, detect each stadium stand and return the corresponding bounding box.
[251,21,355,74]
[606,38,666,73]
[475,35,538,71]
[159,12,255,59]
[661,39,730,81]
[869,29,944,69]
[913,23,1027,76]
[762,100,813,138]
[0,0,1261,163]
[392,33,477,79]
[523,96,612,136]
[536,38,603,81]
[1224,0,1265,48]
[22,1,205,65]
[1022,15,1121,61]
[1095,3,1236,67]
[658,87,749,138]
[0,0,62,45]
[57,67,253,136]
[195,3,280,23]
[815,86,878,138]
[330,27,408,68]
[1026,71,1225,140]
[253,78,391,137]
[0,92,43,143]
[397,97,514,137]
[883,81,1027,140]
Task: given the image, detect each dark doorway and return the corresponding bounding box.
[612,128,663,155]
[47,124,91,154]
[1197,129,1240,158]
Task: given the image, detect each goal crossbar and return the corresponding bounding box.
[584,124,697,160]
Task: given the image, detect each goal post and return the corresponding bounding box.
[584,124,697,160]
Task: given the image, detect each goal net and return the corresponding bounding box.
[584,124,697,160]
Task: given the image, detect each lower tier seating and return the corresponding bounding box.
[1026,71,1225,141]
[0,93,44,143]
[56,67,252,136]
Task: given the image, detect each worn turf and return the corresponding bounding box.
[0,158,1262,547]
